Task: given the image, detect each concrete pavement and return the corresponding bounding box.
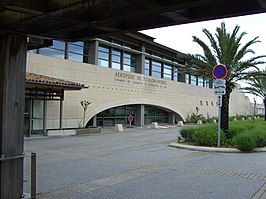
[23,126,266,199]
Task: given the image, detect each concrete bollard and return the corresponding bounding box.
[151,122,159,129]
[114,124,124,132]
[196,120,202,125]
[177,121,184,127]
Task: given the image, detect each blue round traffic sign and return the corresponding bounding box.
[212,64,227,79]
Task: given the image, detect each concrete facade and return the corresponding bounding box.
[26,52,253,130]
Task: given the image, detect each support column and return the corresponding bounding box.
[135,45,145,74]
[59,99,63,130]
[0,34,27,199]
[43,100,47,135]
[135,105,145,126]
[168,112,175,125]
[93,116,97,126]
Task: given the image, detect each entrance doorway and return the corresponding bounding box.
[24,99,44,135]
[94,106,136,127]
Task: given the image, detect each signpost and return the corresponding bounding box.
[213,64,227,147]
[128,115,134,128]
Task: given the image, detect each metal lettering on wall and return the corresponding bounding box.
[114,72,167,88]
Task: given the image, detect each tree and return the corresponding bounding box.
[80,100,91,127]
[241,69,266,121]
[178,22,266,133]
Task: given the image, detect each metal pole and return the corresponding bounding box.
[218,103,222,147]
[31,153,36,199]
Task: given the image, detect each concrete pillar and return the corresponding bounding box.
[88,40,98,65]
[168,112,175,124]
[0,34,27,199]
[93,116,97,126]
[43,100,47,135]
[135,105,145,126]
[135,45,145,74]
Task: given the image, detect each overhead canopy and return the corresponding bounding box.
[25,72,87,90]
[1,0,266,42]
[25,72,88,100]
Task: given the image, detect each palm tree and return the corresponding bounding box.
[241,69,266,121]
[178,22,266,134]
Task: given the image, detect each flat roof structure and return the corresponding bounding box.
[1,0,266,41]
[1,1,266,198]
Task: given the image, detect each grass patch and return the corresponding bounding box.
[179,119,266,151]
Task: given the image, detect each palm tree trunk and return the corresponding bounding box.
[221,92,230,133]
[263,96,266,121]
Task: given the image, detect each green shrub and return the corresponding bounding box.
[192,125,225,147]
[180,127,195,142]
[251,126,266,147]
[226,121,255,139]
[190,113,206,124]
[233,132,256,152]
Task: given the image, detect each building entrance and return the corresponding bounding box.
[95,106,136,127]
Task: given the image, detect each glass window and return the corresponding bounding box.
[53,40,65,50]
[115,107,126,117]
[205,79,210,88]
[39,48,65,59]
[198,77,204,87]
[173,67,178,81]
[151,61,162,78]
[111,49,121,70]
[163,64,172,80]
[123,52,136,72]
[145,59,150,76]
[191,75,197,85]
[185,74,190,84]
[39,40,66,59]
[98,45,109,68]
[68,41,88,63]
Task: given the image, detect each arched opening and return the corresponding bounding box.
[87,104,183,127]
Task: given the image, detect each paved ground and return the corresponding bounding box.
[23,126,266,199]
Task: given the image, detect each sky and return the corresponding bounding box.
[141,12,266,104]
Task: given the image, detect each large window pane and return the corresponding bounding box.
[123,52,136,72]
[145,59,150,76]
[164,64,172,80]
[191,75,197,85]
[111,49,121,70]
[185,74,190,84]
[39,48,65,59]
[173,67,178,81]
[151,61,161,78]
[198,77,204,87]
[98,45,110,67]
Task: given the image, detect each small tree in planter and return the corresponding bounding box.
[80,100,91,127]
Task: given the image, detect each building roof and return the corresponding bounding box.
[25,73,87,90]
[1,0,266,42]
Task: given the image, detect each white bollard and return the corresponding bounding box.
[114,124,124,132]
[177,121,184,127]
[151,122,159,129]
[196,120,202,125]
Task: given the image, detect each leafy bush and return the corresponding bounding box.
[180,127,195,142]
[226,122,255,139]
[233,132,256,152]
[251,126,266,147]
[192,125,226,147]
[190,113,206,124]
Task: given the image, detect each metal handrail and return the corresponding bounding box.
[2,153,37,199]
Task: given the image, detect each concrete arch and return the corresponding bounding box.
[85,98,186,124]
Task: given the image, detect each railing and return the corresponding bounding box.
[0,153,36,199]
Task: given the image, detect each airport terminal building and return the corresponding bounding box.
[25,32,253,135]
